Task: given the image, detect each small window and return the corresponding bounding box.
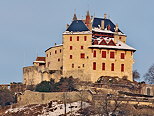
[93,50,96,57]
[81,46,84,49]
[83,64,84,67]
[121,53,125,59]
[77,36,79,41]
[48,62,50,67]
[110,52,115,58]
[111,63,114,71]
[84,36,87,41]
[60,49,61,53]
[70,55,72,59]
[102,51,106,58]
[121,64,124,72]
[70,36,72,41]
[55,50,57,54]
[93,62,96,70]
[80,53,85,59]
[119,37,121,39]
[50,52,51,55]
[102,63,105,71]
[58,58,60,62]
[70,46,73,50]
[47,54,48,57]
[72,64,74,68]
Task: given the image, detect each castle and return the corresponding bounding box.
[23,12,136,85]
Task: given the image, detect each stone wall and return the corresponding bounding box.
[17,90,92,106]
[23,66,62,85]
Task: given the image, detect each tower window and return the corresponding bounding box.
[93,50,96,57]
[102,63,105,70]
[60,49,61,53]
[72,64,74,68]
[70,46,73,50]
[110,52,115,58]
[81,46,84,49]
[77,36,79,41]
[84,36,87,41]
[70,36,72,41]
[121,64,124,72]
[70,55,72,59]
[121,53,125,59]
[83,64,84,67]
[47,54,48,57]
[80,53,85,59]
[55,50,57,54]
[93,62,96,70]
[111,63,114,71]
[58,58,60,62]
[50,52,51,55]
[102,51,106,58]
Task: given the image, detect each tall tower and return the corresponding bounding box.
[85,11,92,30]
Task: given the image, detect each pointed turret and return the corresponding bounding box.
[73,13,77,21]
[85,10,92,30]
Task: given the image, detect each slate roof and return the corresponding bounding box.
[92,18,123,33]
[66,20,90,32]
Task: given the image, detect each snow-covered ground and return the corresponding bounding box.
[4,101,90,116]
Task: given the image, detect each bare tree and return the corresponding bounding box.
[144,64,154,84]
[133,70,140,80]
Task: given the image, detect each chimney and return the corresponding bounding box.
[104,13,107,19]
[66,24,69,29]
[101,20,104,30]
[115,24,119,32]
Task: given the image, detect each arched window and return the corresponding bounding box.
[147,88,151,96]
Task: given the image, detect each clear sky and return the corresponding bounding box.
[0,0,154,84]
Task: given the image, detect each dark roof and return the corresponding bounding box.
[92,18,123,33]
[66,20,90,32]
[36,57,46,61]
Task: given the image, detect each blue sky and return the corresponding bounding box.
[0,0,154,84]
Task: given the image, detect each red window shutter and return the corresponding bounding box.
[81,46,84,49]
[70,46,73,50]
[111,63,114,71]
[80,53,85,59]
[121,53,125,59]
[102,51,106,58]
[121,64,124,72]
[110,52,115,58]
[70,36,72,41]
[93,62,96,70]
[77,36,79,41]
[70,55,72,59]
[84,36,87,41]
[93,50,96,57]
[102,63,105,70]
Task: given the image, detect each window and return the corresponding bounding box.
[70,46,73,50]
[55,50,57,54]
[121,64,124,72]
[48,62,50,67]
[70,36,72,41]
[93,50,96,57]
[70,55,72,59]
[50,52,51,55]
[119,37,121,39]
[72,64,74,68]
[84,36,87,41]
[102,51,106,58]
[102,63,105,70]
[47,54,48,57]
[111,63,114,71]
[93,62,96,70]
[83,64,84,67]
[60,49,61,53]
[77,36,79,41]
[110,52,115,58]
[58,58,60,62]
[81,46,84,49]
[121,53,125,59]
[80,53,85,59]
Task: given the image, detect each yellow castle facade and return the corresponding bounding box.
[23,12,136,85]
